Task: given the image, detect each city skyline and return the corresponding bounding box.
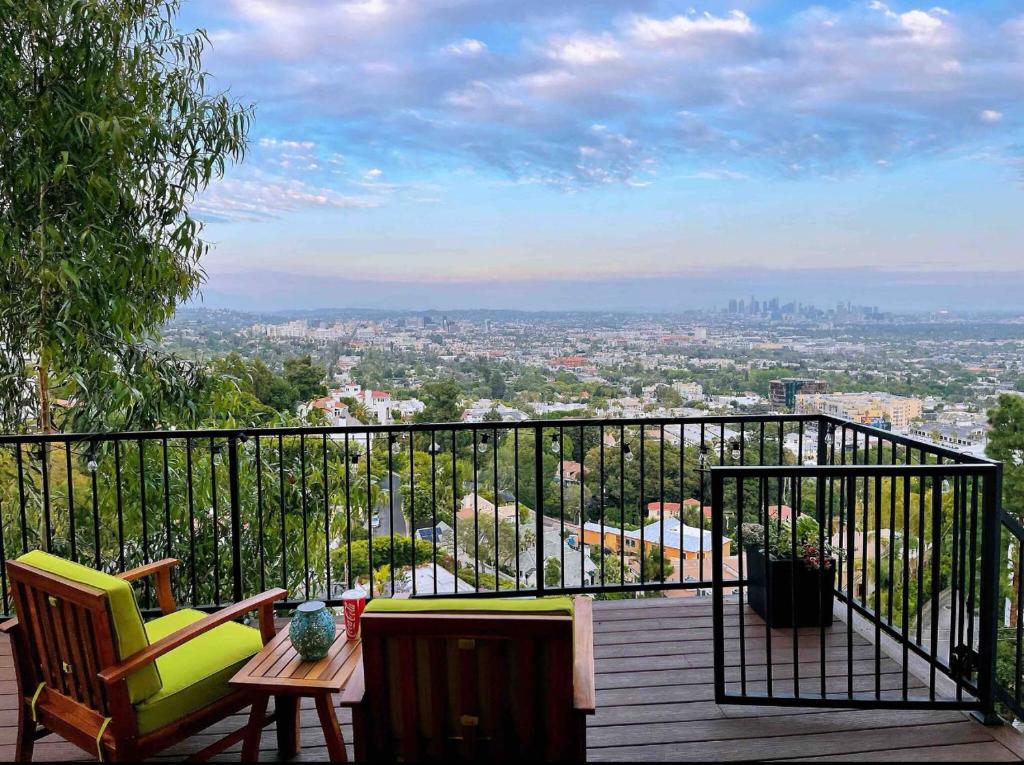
[181,1,1024,302]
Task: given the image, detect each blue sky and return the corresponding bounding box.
[178,1,1024,310]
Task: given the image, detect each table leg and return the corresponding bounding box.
[314,694,347,762]
[242,695,268,762]
[275,695,301,757]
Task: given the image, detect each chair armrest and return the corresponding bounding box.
[119,558,179,615]
[572,597,596,714]
[97,588,287,686]
[0,617,18,635]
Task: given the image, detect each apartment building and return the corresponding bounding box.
[795,391,924,430]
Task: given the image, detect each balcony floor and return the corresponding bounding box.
[1,598,1021,762]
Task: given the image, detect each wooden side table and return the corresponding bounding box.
[231,625,363,762]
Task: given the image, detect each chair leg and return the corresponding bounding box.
[15,703,34,762]
[242,695,269,762]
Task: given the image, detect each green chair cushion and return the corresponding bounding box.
[17,550,161,704]
[134,609,263,735]
[364,596,574,615]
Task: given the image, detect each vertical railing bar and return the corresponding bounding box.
[513,427,520,591]
[711,469,726,703]
[324,433,331,601]
[210,437,220,606]
[712,473,729,704]
[887,453,897,628]
[344,434,353,591]
[410,431,417,598]
[64,443,76,562]
[451,430,457,594]
[790,470,799,700]
[255,436,266,593]
[278,434,287,594]
[580,424,586,591]
[15,444,28,554]
[917,449,926,647]
[639,424,645,587]
[761,474,773,697]
[227,435,243,605]
[0,497,7,613]
[659,424,665,584]
[846,472,855,699]
[186,438,196,606]
[737,474,746,696]
[472,430,480,592]
[599,425,605,588]
[948,472,961,698]
[494,426,500,593]
[366,433,373,599]
[901,463,911,700]
[698,422,705,577]
[619,424,625,588]
[929,472,942,700]
[874,473,882,700]
[137,439,151,607]
[966,473,979,661]
[41,442,52,552]
[386,430,395,596]
[559,426,565,589]
[90,443,100,570]
[162,437,172,562]
[535,426,545,595]
[860,435,869,610]
[299,433,310,599]
[816,423,827,700]
[431,429,438,595]
[974,466,1000,722]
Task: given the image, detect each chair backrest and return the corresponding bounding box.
[359,601,583,761]
[7,552,161,715]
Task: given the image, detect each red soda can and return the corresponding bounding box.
[341,588,367,639]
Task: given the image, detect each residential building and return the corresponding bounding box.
[769,378,827,409]
[795,391,923,430]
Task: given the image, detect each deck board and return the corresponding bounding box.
[0,597,1018,762]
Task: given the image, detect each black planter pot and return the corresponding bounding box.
[745,545,836,628]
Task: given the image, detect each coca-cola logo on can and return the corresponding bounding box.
[341,588,367,639]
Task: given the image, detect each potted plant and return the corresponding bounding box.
[741,516,840,628]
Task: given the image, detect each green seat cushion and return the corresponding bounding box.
[17,550,161,704]
[364,596,574,615]
[135,609,262,735]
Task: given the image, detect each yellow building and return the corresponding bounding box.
[795,392,923,429]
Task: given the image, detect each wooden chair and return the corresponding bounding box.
[2,550,287,762]
[352,595,596,762]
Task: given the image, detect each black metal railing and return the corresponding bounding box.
[0,412,1020,721]
[0,414,818,613]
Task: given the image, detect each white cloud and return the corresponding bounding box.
[442,38,487,57]
[979,109,1003,123]
[259,138,316,150]
[628,10,755,45]
[548,33,621,65]
[195,177,383,222]
[364,168,383,179]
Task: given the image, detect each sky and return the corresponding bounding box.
[178,1,1024,311]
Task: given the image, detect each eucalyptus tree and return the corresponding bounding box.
[0,0,252,433]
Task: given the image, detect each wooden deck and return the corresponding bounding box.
[1,597,1021,762]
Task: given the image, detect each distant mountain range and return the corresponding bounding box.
[195,267,1024,314]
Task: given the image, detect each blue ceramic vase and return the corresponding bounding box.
[289,601,336,661]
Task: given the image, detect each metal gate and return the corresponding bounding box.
[710,461,1000,714]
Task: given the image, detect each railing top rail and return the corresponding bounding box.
[710,462,1001,479]
[0,412,822,444]
[822,414,998,466]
